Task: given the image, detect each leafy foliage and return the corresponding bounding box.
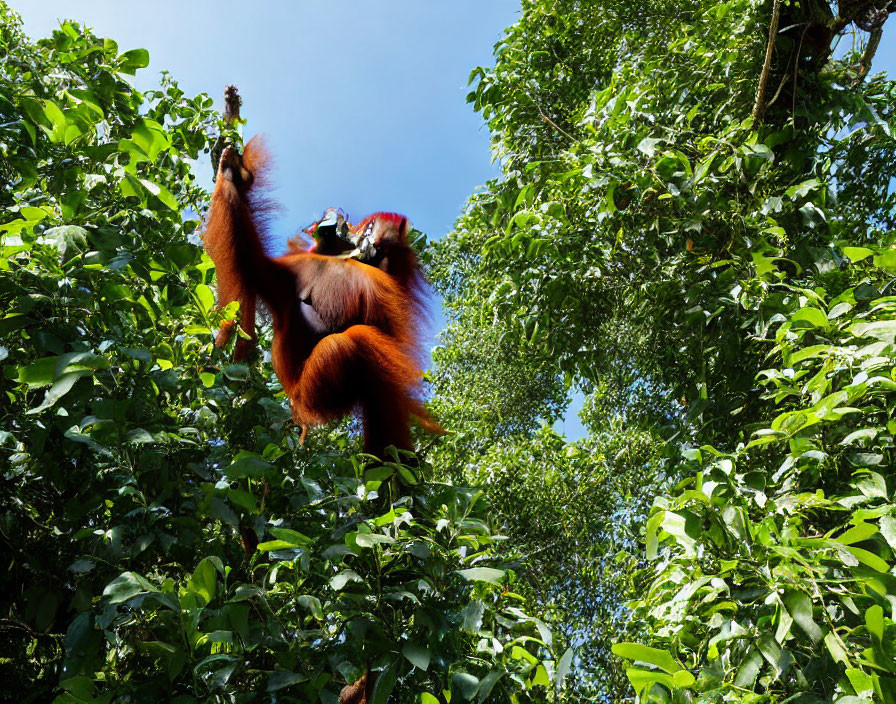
[433,0,896,701]
[0,6,563,702]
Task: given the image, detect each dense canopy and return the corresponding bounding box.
[2,0,896,702]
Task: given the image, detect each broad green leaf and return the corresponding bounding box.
[511,645,538,666]
[104,572,158,604]
[195,284,215,313]
[27,372,81,414]
[554,648,573,698]
[842,247,874,262]
[843,546,889,572]
[836,521,878,545]
[269,528,312,547]
[850,320,896,342]
[370,661,398,704]
[672,670,696,687]
[661,511,696,554]
[824,631,849,665]
[266,671,306,692]
[451,672,479,701]
[402,642,430,671]
[118,48,150,74]
[139,178,179,211]
[330,570,363,590]
[39,100,66,143]
[625,668,675,695]
[846,668,874,695]
[637,137,661,156]
[645,511,663,560]
[791,307,829,329]
[873,249,896,272]
[866,604,884,643]
[783,591,822,643]
[786,178,822,199]
[612,643,681,673]
[355,532,395,548]
[188,557,217,606]
[256,540,300,552]
[531,665,550,688]
[457,567,506,584]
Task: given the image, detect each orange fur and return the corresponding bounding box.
[202,137,440,455]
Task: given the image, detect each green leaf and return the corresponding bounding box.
[837,521,878,545]
[880,515,896,552]
[511,645,538,666]
[456,567,506,584]
[188,557,217,606]
[421,695,440,704]
[451,672,480,701]
[612,643,681,673]
[477,671,502,702]
[846,668,874,695]
[330,570,363,590]
[27,372,82,414]
[256,540,300,552]
[18,357,59,387]
[269,528,312,547]
[843,546,889,572]
[733,649,763,688]
[850,320,896,342]
[402,642,430,671]
[645,511,663,560]
[296,595,323,619]
[118,48,150,74]
[39,100,66,143]
[672,670,696,687]
[355,532,395,548]
[43,225,88,260]
[129,118,171,161]
[625,667,675,695]
[842,246,874,262]
[370,661,398,704]
[661,511,696,554]
[783,591,822,643]
[555,647,573,699]
[873,249,896,272]
[104,572,158,604]
[139,178,179,211]
[786,178,822,199]
[824,631,849,665]
[866,604,884,644]
[195,284,215,313]
[791,307,829,329]
[266,671,306,692]
[531,665,550,688]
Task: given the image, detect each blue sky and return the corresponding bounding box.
[13,3,896,440]
[15,1,520,240]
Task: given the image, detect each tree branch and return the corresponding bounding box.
[855,26,883,84]
[211,85,243,180]
[753,0,782,124]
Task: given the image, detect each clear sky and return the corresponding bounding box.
[11,2,896,440]
[14,1,520,242]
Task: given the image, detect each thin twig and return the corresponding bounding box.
[752,0,782,124]
[792,24,807,118]
[536,102,577,143]
[766,71,790,109]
